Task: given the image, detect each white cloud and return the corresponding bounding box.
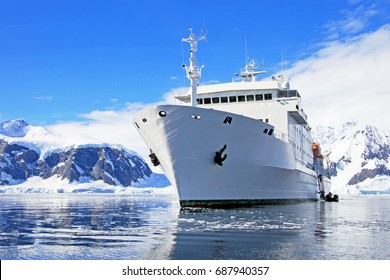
[161,87,189,104]
[45,92,187,169]
[33,96,54,101]
[323,4,379,39]
[286,24,390,131]
[47,108,144,158]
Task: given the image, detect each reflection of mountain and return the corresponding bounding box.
[169,204,320,260]
[0,195,179,259]
[0,119,170,191]
[169,197,390,260]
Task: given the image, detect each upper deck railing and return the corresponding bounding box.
[232,59,266,83]
[277,89,300,98]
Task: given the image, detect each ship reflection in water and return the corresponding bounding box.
[0,194,389,260]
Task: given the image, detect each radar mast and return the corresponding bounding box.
[182,29,206,107]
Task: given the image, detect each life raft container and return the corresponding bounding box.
[312,142,324,158]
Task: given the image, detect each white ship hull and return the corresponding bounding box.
[134,105,330,207]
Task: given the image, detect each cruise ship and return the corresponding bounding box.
[133,30,331,207]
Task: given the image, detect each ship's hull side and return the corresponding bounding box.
[134,105,328,207]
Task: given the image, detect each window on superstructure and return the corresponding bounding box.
[264,93,272,100]
[246,95,254,101]
[229,96,237,103]
[265,119,269,123]
[223,117,232,124]
[212,97,220,104]
[221,96,228,103]
[197,98,203,105]
[238,95,245,102]
[255,94,263,101]
[204,98,211,104]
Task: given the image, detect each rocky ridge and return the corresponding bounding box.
[0,120,168,189]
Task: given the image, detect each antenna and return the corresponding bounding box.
[245,36,248,65]
[281,48,287,72]
[201,20,208,39]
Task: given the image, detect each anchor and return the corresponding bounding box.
[214,144,227,166]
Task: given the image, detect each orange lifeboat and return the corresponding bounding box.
[312,142,324,158]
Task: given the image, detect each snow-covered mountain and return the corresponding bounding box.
[1,119,389,196]
[313,122,390,195]
[0,120,170,193]
[0,119,53,138]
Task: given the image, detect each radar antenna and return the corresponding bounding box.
[182,29,206,107]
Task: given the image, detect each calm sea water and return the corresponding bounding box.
[0,194,389,260]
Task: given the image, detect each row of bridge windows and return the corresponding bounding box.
[197,93,273,105]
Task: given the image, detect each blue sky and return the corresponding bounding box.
[1,0,390,130]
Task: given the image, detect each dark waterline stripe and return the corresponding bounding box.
[180,198,318,208]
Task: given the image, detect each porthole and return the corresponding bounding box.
[142,118,147,123]
[159,111,167,117]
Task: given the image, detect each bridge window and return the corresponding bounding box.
[229,96,237,103]
[264,93,272,100]
[255,94,263,101]
[197,98,203,105]
[221,96,228,103]
[204,98,211,104]
[238,95,245,102]
[246,95,254,101]
[212,97,220,104]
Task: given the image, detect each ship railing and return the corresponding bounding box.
[273,129,289,143]
[277,89,300,98]
[299,109,308,121]
[232,76,241,82]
